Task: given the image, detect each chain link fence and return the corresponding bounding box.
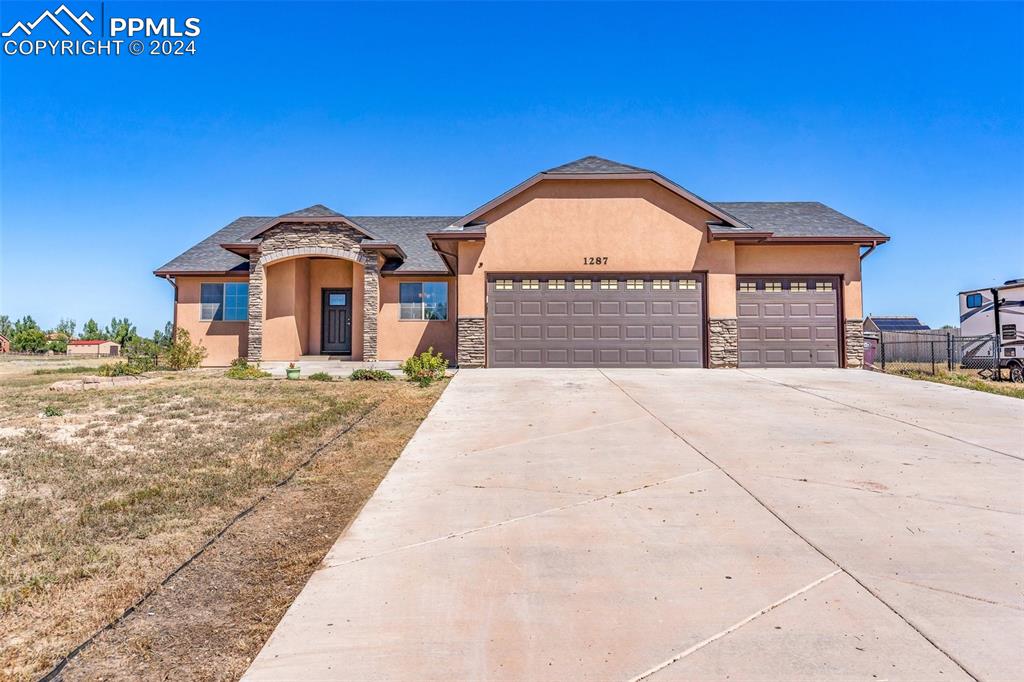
[865,331,1002,379]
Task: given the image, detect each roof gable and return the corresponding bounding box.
[543,156,651,174]
[243,205,383,241]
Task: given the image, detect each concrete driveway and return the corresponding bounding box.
[244,369,1023,682]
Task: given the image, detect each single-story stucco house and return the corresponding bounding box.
[155,156,888,368]
[67,339,121,356]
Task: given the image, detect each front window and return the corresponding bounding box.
[400,282,448,320]
[200,282,249,321]
[966,293,983,309]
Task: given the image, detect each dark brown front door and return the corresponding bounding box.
[487,274,705,367]
[736,276,840,367]
[321,289,352,354]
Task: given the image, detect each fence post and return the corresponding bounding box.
[880,336,886,371]
[946,333,953,372]
[930,341,936,375]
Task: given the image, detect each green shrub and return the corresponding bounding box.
[43,405,63,417]
[97,361,142,377]
[308,372,333,382]
[165,328,207,370]
[399,347,448,387]
[349,369,395,382]
[225,357,270,380]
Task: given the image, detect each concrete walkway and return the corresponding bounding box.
[244,369,1023,681]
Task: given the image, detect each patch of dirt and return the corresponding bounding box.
[49,376,160,392]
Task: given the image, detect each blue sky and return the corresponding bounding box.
[2,1,1021,333]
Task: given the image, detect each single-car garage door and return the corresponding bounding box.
[737,276,840,367]
[488,274,704,367]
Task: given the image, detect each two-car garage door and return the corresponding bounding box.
[487,275,704,367]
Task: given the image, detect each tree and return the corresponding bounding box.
[153,321,174,348]
[11,316,47,353]
[48,338,68,354]
[81,319,104,340]
[165,328,206,370]
[105,317,137,346]
[54,318,76,339]
[0,315,11,338]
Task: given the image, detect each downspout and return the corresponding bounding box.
[859,241,879,260]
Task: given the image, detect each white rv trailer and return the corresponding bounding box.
[958,279,1024,382]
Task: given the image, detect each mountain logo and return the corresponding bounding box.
[2,4,94,37]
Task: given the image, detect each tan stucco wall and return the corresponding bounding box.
[735,244,863,319]
[307,258,363,358]
[67,341,119,356]
[458,179,736,317]
[378,275,457,362]
[175,276,249,366]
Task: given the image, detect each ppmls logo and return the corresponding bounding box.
[3,3,201,57]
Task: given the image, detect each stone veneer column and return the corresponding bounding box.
[362,259,379,362]
[708,318,738,368]
[844,319,865,368]
[457,317,486,367]
[246,257,264,362]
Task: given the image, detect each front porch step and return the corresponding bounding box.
[259,359,403,378]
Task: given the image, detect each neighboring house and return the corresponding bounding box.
[155,156,889,368]
[67,339,121,356]
[958,279,1024,380]
[864,316,930,334]
[0,334,9,354]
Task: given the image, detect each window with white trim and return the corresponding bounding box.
[574,279,592,290]
[678,279,697,290]
[399,282,448,320]
[600,279,618,290]
[626,279,644,290]
[200,282,249,321]
[495,279,513,290]
[547,279,566,290]
[521,279,539,290]
[765,281,783,293]
[652,279,671,290]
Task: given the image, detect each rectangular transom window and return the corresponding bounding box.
[966,293,983,308]
[521,279,539,290]
[791,281,808,292]
[600,279,618,290]
[574,279,592,290]
[815,281,834,292]
[626,279,644,290]
[400,282,448,320]
[739,281,756,292]
[547,279,566,290]
[495,279,513,291]
[765,281,783,293]
[201,282,249,321]
[652,279,671,290]
[679,279,697,290]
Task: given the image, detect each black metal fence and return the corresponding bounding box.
[865,331,1001,378]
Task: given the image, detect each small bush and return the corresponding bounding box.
[165,328,207,370]
[43,405,63,417]
[308,372,333,382]
[399,347,448,387]
[97,361,142,377]
[225,357,270,380]
[349,369,395,382]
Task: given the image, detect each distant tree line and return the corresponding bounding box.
[0,315,174,355]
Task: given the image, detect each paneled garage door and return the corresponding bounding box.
[737,276,840,367]
[487,275,704,367]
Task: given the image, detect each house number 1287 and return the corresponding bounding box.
[583,257,608,265]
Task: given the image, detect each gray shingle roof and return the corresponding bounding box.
[281,204,344,218]
[156,215,458,275]
[711,202,886,239]
[544,156,651,174]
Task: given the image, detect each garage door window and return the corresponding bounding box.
[679,279,697,290]
[653,279,671,290]
[791,281,808,292]
[400,282,448,320]
[495,279,513,290]
[522,279,539,290]
[815,281,834,292]
[739,281,756,292]
[574,279,592,290]
[547,279,566,290]
[626,279,644,290]
[765,281,783,293]
[600,279,618,290]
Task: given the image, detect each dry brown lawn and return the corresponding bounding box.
[0,367,445,681]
